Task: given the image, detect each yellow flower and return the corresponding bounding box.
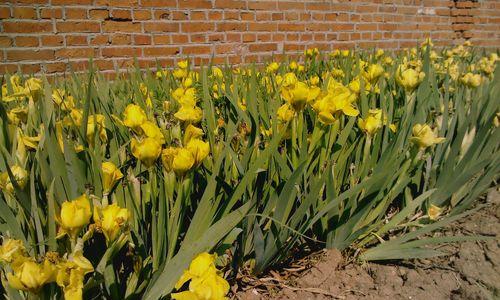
[184,124,204,145]
[358,114,382,136]
[63,109,84,127]
[277,103,295,122]
[410,124,446,149]
[0,165,28,194]
[140,121,165,144]
[161,147,177,172]
[173,148,195,174]
[266,62,280,73]
[1,75,26,102]
[212,67,223,78]
[175,253,217,289]
[123,104,147,131]
[173,253,229,300]
[7,107,28,125]
[24,77,43,100]
[281,80,310,111]
[0,239,26,263]
[57,194,92,239]
[178,60,189,69]
[364,64,384,83]
[131,137,162,168]
[396,67,425,92]
[174,106,203,123]
[8,257,56,292]
[94,203,130,242]
[52,89,75,111]
[86,114,107,146]
[192,271,229,300]
[173,68,189,79]
[101,162,123,193]
[330,49,340,57]
[305,47,319,57]
[341,49,350,57]
[427,204,442,221]
[56,251,94,300]
[460,73,482,88]
[186,139,210,165]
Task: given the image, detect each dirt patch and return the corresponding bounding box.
[236,189,500,300]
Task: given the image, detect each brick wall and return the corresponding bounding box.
[1,0,499,75]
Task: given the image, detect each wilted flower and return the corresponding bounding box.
[427,204,443,221]
[0,165,28,194]
[0,239,26,263]
[56,251,94,300]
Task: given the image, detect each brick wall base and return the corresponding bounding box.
[1,0,499,75]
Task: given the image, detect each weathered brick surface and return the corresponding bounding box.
[0,0,498,75]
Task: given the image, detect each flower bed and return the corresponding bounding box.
[0,41,498,300]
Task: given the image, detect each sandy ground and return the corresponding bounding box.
[237,189,500,300]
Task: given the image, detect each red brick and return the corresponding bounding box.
[141,0,176,6]
[183,45,212,55]
[111,9,132,19]
[52,0,93,4]
[89,9,109,20]
[15,36,39,47]
[0,36,12,47]
[65,8,87,19]
[45,62,67,73]
[102,47,142,57]
[3,21,52,33]
[178,0,212,9]
[133,9,151,20]
[102,21,141,33]
[144,22,179,32]
[111,34,131,45]
[40,8,62,19]
[13,7,37,19]
[143,46,180,56]
[94,0,139,6]
[214,0,246,9]
[90,35,110,45]
[182,22,214,32]
[7,49,54,61]
[134,34,151,45]
[41,35,64,46]
[55,48,95,59]
[20,64,41,74]
[0,7,11,19]
[57,21,100,33]
[217,22,246,31]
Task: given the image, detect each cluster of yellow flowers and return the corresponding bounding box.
[0,238,93,299]
[172,252,230,300]
[0,161,128,299]
[0,39,497,300]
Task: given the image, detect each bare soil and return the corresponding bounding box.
[236,189,500,300]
